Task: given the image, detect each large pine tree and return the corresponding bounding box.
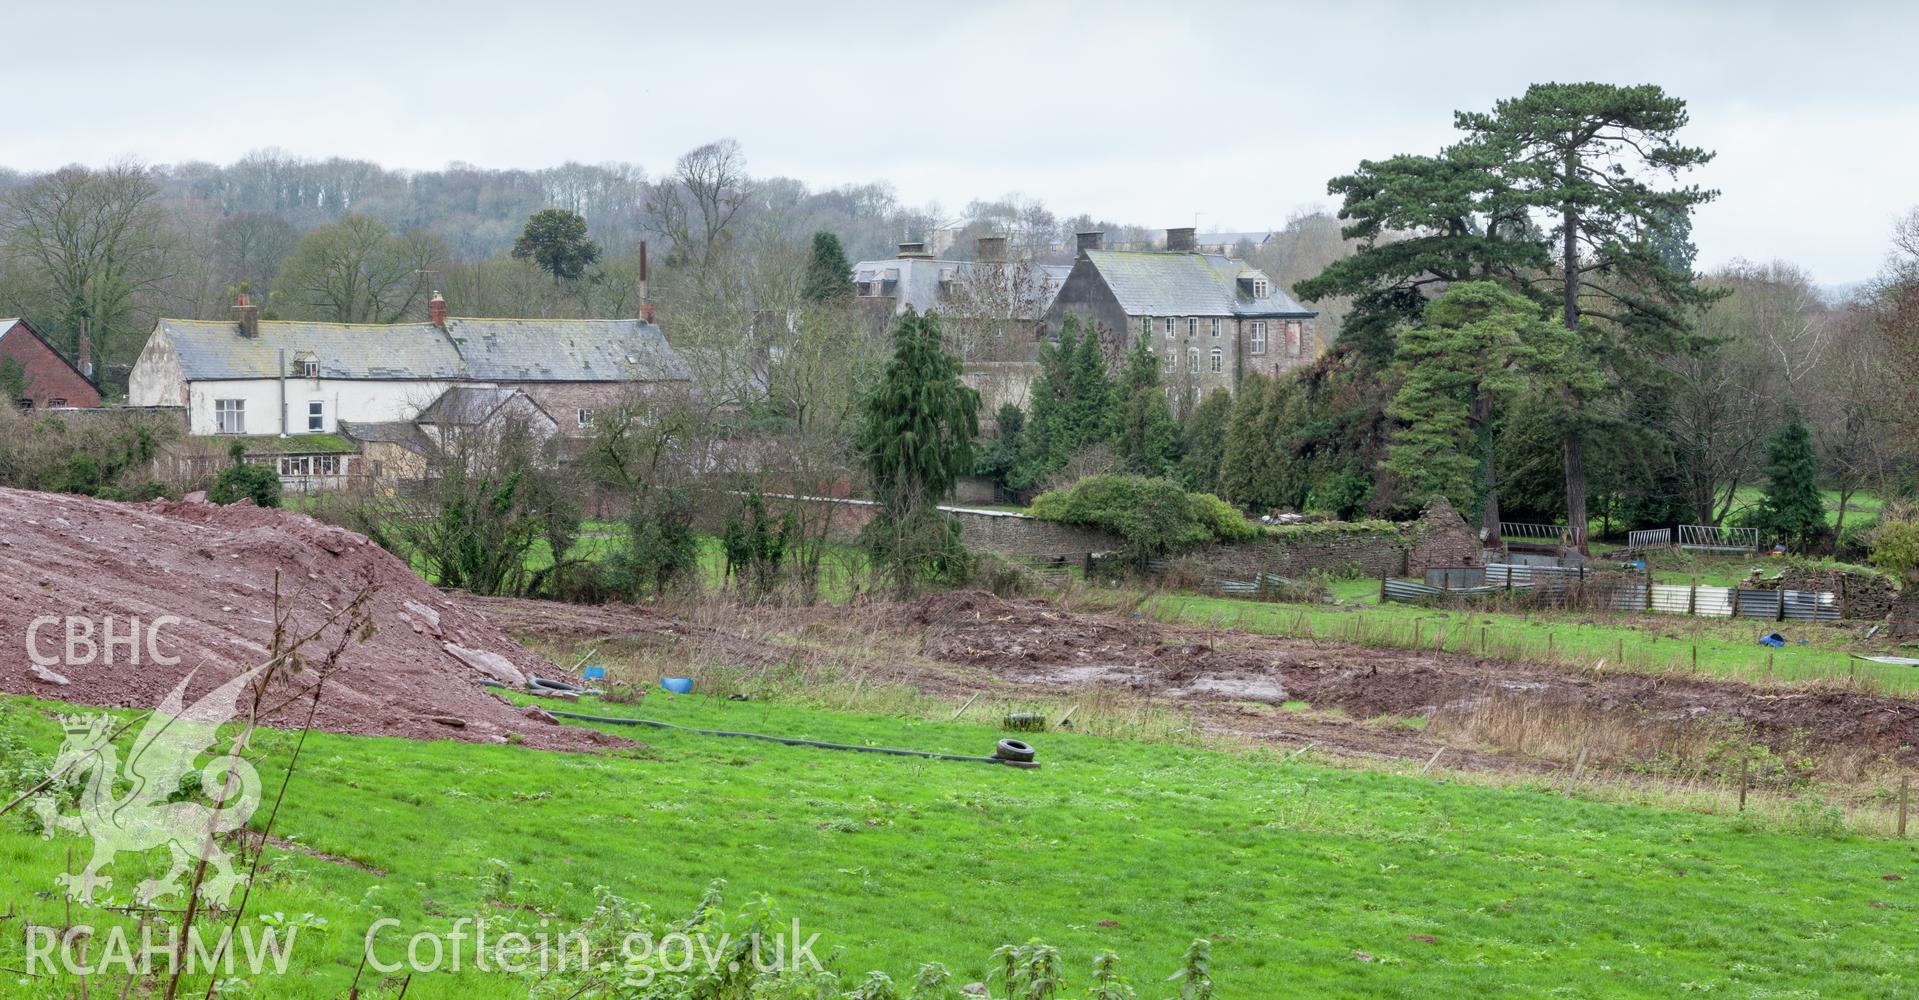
[1115,339,1181,477]
[857,308,980,591]
[1013,314,1115,489]
[1755,405,1826,552]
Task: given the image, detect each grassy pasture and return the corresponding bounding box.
[4,688,1918,998]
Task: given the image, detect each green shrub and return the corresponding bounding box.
[1032,474,1253,562]
[1868,513,1919,585]
[207,442,282,507]
[1189,491,1257,542]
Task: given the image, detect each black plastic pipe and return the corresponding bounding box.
[540,709,1040,768]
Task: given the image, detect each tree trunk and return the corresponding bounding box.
[1473,387,1501,545]
[1560,150,1589,553]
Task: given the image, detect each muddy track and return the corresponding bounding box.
[463,591,1919,772]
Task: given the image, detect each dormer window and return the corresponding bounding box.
[302,360,319,379]
[1253,278,1269,298]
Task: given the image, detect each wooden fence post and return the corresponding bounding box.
[1900,775,1910,839]
[1777,589,1786,623]
[1689,577,1697,616]
[1738,756,1749,812]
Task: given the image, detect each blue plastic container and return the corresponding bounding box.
[660,676,694,694]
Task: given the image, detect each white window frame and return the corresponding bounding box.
[1141,316,1152,338]
[577,408,594,429]
[307,399,325,432]
[1253,278,1269,298]
[215,399,245,434]
[1164,316,1175,336]
[1209,348,1223,374]
[1210,318,1221,338]
[1187,317,1198,337]
[302,359,319,379]
[1251,321,1267,355]
[1187,348,1199,373]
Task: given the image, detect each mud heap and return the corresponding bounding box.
[0,487,603,749]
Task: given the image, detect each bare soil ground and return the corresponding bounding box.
[468,590,1919,774]
[0,488,605,749]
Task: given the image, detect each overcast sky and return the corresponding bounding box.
[8,0,1914,285]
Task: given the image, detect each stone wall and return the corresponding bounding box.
[764,495,1120,558]
[1753,568,1901,620]
[1180,529,1410,581]
[1406,497,1484,574]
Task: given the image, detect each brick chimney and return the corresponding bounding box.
[896,241,932,259]
[975,235,1008,262]
[428,291,447,328]
[1075,231,1104,258]
[232,293,259,339]
[1165,227,1197,252]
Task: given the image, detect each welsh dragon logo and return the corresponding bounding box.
[30,668,264,907]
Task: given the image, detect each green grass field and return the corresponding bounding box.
[4,689,1918,998]
[1147,587,1915,694]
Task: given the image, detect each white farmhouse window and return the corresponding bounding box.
[1209,348,1223,374]
[307,400,325,432]
[577,408,594,428]
[1164,316,1175,336]
[1251,321,1267,355]
[1187,348,1199,373]
[302,360,319,379]
[1187,317,1198,337]
[215,399,245,434]
[1210,318,1221,337]
[1253,278,1269,298]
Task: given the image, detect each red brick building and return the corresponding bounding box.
[0,318,102,408]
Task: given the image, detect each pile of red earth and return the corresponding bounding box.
[0,487,605,749]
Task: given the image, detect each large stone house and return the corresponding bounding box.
[1040,228,1318,401]
[0,318,103,409]
[127,293,688,488]
[852,237,1071,328]
[129,294,686,436]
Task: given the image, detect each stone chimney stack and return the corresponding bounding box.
[1075,231,1104,258]
[232,293,259,339]
[896,241,932,259]
[1165,227,1197,252]
[975,235,1008,262]
[428,291,447,328]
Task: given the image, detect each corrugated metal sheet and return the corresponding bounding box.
[1650,584,1695,614]
[1694,587,1734,617]
[1383,579,1443,602]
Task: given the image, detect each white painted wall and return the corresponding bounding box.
[127,332,185,406]
[180,378,469,436]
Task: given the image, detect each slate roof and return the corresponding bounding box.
[850,258,1071,319]
[151,317,688,383]
[445,318,690,382]
[414,386,525,425]
[1081,251,1315,318]
[338,420,434,455]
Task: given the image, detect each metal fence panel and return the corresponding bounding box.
[1678,524,1759,551]
[1649,584,1695,614]
[1604,584,1649,612]
[1383,579,1443,603]
[1733,588,1786,619]
[1782,589,1841,622]
[1627,528,1673,550]
[1694,586,1734,617]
